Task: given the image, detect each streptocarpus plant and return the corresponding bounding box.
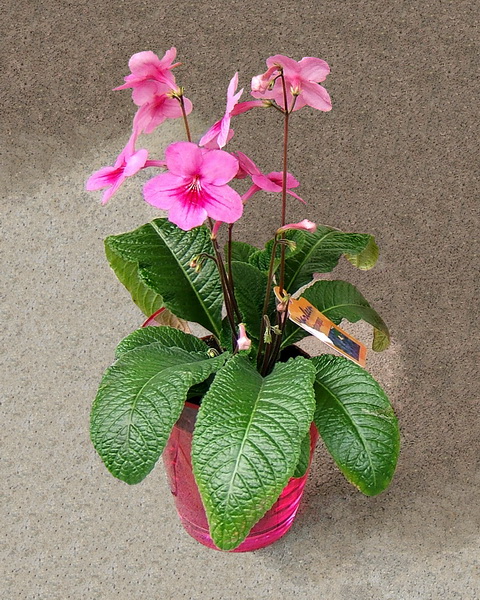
[87,48,400,551]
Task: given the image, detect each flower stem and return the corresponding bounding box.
[178,93,192,143]
[278,71,290,295]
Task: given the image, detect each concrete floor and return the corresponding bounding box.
[2,0,479,598]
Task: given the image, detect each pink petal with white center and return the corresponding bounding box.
[124,148,148,176]
[165,142,203,177]
[300,81,332,111]
[298,57,330,82]
[143,173,185,210]
[168,198,208,231]
[200,183,243,223]
[199,149,239,185]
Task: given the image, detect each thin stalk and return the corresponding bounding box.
[278,72,290,294]
[256,237,279,369]
[178,93,192,143]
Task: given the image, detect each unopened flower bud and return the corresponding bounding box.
[237,323,252,351]
[277,219,317,235]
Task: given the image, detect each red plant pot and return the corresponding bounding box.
[143,311,317,551]
[163,402,318,552]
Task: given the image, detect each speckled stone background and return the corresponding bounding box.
[2,1,479,598]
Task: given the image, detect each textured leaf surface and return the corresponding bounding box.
[345,236,379,270]
[106,219,223,335]
[282,280,390,351]
[230,261,276,339]
[292,430,312,478]
[227,241,259,263]
[91,346,226,484]
[283,226,374,292]
[115,326,209,358]
[192,355,316,550]
[247,231,305,273]
[312,355,399,496]
[105,240,163,317]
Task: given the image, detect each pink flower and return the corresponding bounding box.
[114,49,181,105]
[143,142,243,231]
[200,73,265,149]
[235,152,305,204]
[277,219,317,234]
[132,90,193,135]
[86,136,149,204]
[237,323,251,351]
[200,73,243,149]
[251,54,331,112]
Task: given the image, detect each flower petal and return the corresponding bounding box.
[165,142,203,177]
[143,173,185,209]
[201,183,243,223]
[199,149,239,185]
[298,57,330,82]
[299,81,332,111]
[231,100,265,115]
[124,148,149,177]
[199,120,221,147]
[167,199,208,231]
[86,166,120,191]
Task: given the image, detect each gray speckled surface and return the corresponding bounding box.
[2,1,479,598]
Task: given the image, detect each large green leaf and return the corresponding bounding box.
[247,230,305,273]
[345,236,379,270]
[105,219,223,336]
[312,355,399,496]
[230,261,276,339]
[282,280,390,351]
[283,226,376,292]
[105,241,163,317]
[192,355,316,550]
[115,325,209,358]
[227,241,259,263]
[292,430,313,478]
[91,346,227,485]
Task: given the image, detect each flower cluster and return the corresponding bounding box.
[86,49,331,231]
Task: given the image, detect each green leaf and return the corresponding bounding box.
[292,430,313,478]
[312,355,399,496]
[345,236,379,270]
[230,261,276,339]
[248,231,305,273]
[192,355,316,551]
[105,219,223,336]
[91,346,227,485]
[282,280,390,351]
[227,241,259,264]
[283,226,375,292]
[115,325,209,358]
[105,240,163,317]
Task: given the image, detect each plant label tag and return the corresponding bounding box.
[274,287,367,367]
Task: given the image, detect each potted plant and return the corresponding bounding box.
[87,48,400,552]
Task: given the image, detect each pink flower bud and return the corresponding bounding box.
[277,219,317,234]
[237,323,252,351]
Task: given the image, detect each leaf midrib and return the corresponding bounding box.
[315,378,377,489]
[286,229,337,290]
[223,373,266,521]
[149,220,221,336]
